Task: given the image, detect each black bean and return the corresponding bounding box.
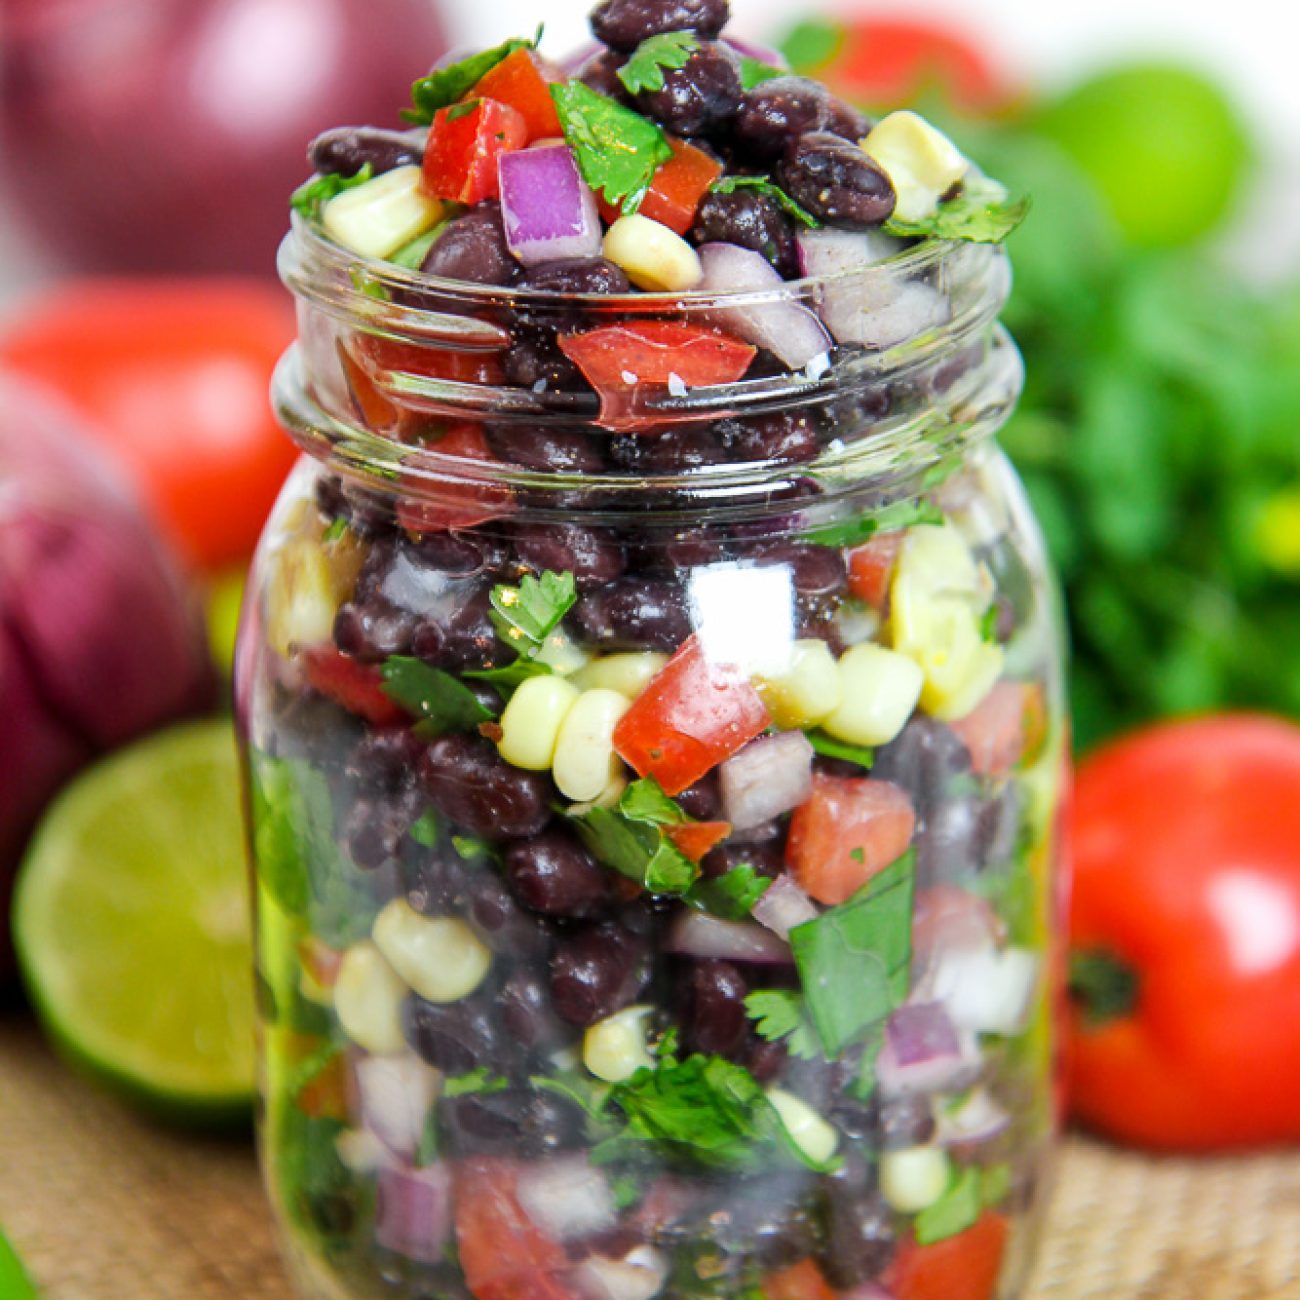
[683,959,749,1059]
[441,1086,586,1159]
[915,794,990,887]
[733,78,871,161]
[422,204,520,286]
[403,851,471,917]
[404,995,502,1074]
[878,1094,937,1150]
[344,725,425,794]
[502,327,585,390]
[635,42,742,139]
[873,716,972,822]
[410,588,501,672]
[408,530,502,577]
[505,828,612,919]
[340,787,426,872]
[512,521,626,592]
[747,1037,788,1083]
[691,187,799,277]
[499,969,570,1055]
[591,0,729,51]
[574,579,692,652]
[419,734,552,838]
[718,411,821,465]
[631,525,730,572]
[712,1180,820,1269]
[609,425,731,473]
[271,689,361,771]
[524,258,631,296]
[821,1193,896,1288]
[578,49,633,101]
[485,424,606,474]
[702,838,786,880]
[465,872,554,958]
[308,126,425,177]
[778,132,896,229]
[314,474,392,538]
[333,599,417,662]
[753,541,848,601]
[676,772,722,821]
[550,921,652,1026]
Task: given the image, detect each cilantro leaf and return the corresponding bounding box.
[915,1165,981,1245]
[570,779,701,896]
[551,82,674,215]
[805,730,875,771]
[322,516,349,543]
[884,175,1031,245]
[451,835,499,864]
[789,851,916,1056]
[381,657,495,737]
[739,57,786,90]
[847,1020,884,1103]
[389,226,444,270]
[686,864,772,919]
[531,1072,613,1125]
[617,32,699,94]
[489,571,578,659]
[408,810,441,847]
[802,497,945,546]
[406,33,539,123]
[443,1068,510,1098]
[464,657,554,697]
[619,777,690,826]
[710,175,819,228]
[414,1107,440,1166]
[291,163,374,219]
[744,990,821,1061]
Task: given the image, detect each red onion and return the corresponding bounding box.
[697,243,831,370]
[935,1088,1011,1147]
[516,1156,617,1242]
[876,1002,978,1098]
[720,731,814,831]
[356,1053,441,1161]
[499,145,602,267]
[574,1248,669,1300]
[667,909,793,964]
[722,37,790,70]
[752,873,819,940]
[374,1163,452,1264]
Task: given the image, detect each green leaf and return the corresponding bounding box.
[381,657,494,736]
[406,34,538,123]
[915,1166,982,1245]
[451,835,500,864]
[710,175,819,228]
[778,18,845,73]
[620,777,690,826]
[744,990,821,1061]
[611,1173,644,1211]
[464,657,554,697]
[443,1068,510,1098]
[802,497,944,547]
[847,1020,884,1103]
[389,225,445,270]
[551,82,674,215]
[739,57,786,90]
[570,781,701,896]
[408,810,441,848]
[290,163,374,219]
[805,731,875,771]
[415,1107,440,1166]
[0,1229,38,1300]
[489,571,579,660]
[686,864,772,919]
[789,851,916,1057]
[617,31,699,95]
[884,175,1031,245]
[531,1072,613,1125]
[322,516,349,543]
[643,839,700,895]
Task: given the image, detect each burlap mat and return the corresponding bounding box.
[3,1011,1300,1300]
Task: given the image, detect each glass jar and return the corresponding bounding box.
[237,216,1068,1300]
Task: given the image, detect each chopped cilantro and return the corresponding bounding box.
[802,497,945,547]
[789,851,916,1056]
[738,57,786,90]
[619,777,690,826]
[531,1072,613,1126]
[617,32,699,95]
[451,835,499,864]
[408,810,441,848]
[847,1020,884,1103]
[551,82,674,215]
[654,1025,681,1064]
[979,603,1002,644]
[380,656,495,737]
[464,657,554,698]
[685,864,772,919]
[443,1068,510,1098]
[610,1173,644,1211]
[884,175,1031,246]
[915,1166,982,1245]
[291,163,374,219]
[414,1107,440,1166]
[322,517,349,543]
[806,730,875,771]
[406,31,540,123]
[570,779,701,896]
[489,571,578,659]
[710,175,819,228]
[744,990,821,1061]
[389,225,444,271]
[445,98,481,124]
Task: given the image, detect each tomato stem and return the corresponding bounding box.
[1068,949,1140,1026]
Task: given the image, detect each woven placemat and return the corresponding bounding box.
[3,1011,1300,1300]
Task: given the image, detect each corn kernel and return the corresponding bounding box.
[864,112,971,225]
[265,533,361,659]
[583,1005,655,1083]
[604,214,704,292]
[880,1145,952,1214]
[823,644,924,747]
[756,639,843,730]
[571,652,669,700]
[372,900,491,1004]
[553,688,632,803]
[322,165,444,259]
[766,1088,839,1166]
[497,675,582,771]
[334,941,408,1055]
[535,627,592,676]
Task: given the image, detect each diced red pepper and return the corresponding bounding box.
[301,646,405,726]
[422,97,528,205]
[665,820,732,863]
[396,422,514,534]
[951,680,1047,777]
[613,636,771,797]
[471,47,563,142]
[760,1257,837,1300]
[847,530,904,609]
[598,138,724,234]
[883,1212,1010,1300]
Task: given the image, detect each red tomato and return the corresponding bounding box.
[666,820,732,863]
[613,636,770,796]
[422,98,528,205]
[760,1257,837,1300]
[0,279,296,573]
[598,139,723,235]
[295,1052,351,1122]
[396,423,514,533]
[453,1157,570,1300]
[1069,715,1300,1151]
[786,774,917,905]
[300,646,405,726]
[951,680,1046,777]
[846,531,902,609]
[884,1213,1009,1300]
[471,48,563,142]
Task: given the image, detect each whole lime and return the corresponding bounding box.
[1037,63,1252,248]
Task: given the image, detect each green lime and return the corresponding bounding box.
[1037,63,1252,248]
[0,1229,39,1298]
[206,566,247,680]
[13,721,254,1126]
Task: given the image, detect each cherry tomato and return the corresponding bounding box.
[613,635,770,797]
[0,280,296,573]
[396,424,514,534]
[471,48,563,142]
[761,1256,837,1300]
[786,774,917,905]
[422,98,528,205]
[300,646,405,726]
[1068,715,1300,1151]
[598,139,723,235]
[847,531,902,609]
[951,680,1046,778]
[883,1212,1009,1300]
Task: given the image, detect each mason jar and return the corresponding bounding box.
[236,214,1068,1300]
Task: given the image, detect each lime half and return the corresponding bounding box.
[0,1229,39,1298]
[13,721,255,1125]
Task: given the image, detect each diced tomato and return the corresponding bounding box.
[786,774,917,905]
[471,47,563,142]
[454,1158,570,1300]
[884,1213,1010,1300]
[613,636,771,796]
[666,820,732,863]
[297,935,345,993]
[951,680,1047,777]
[396,423,514,534]
[847,530,904,609]
[598,139,723,235]
[295,1051,351,1122]
[760,1257,837,1300]
[301,646,405,726]
[423,97,528,205]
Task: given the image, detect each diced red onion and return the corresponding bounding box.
[722,37,790,69]
[374,1163,452,1264]
[697,242,831,370]
[726,819,783,845]
[752,873,819,940]
[573,1248,669,1300]
[876,1002,976,1098]
[667,909,794,964]
[799,225,904,280]
[517,1156,617,1242]
[356,1054,442,1161]
[499,145,601,267]
[720,731,815,831]
[927,945,1040,1036]
[935,1088,1012,1147]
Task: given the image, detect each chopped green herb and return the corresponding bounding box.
[847,1020,884,1103]
[464,658,554,696]
[291,163,374,219]
[381,656,495,737]
[915,1166,982,1245]
[322,517,349,543]
[884,175,1031,245]
[738,57,786,90]
[570,780,701,896]
[451,835,499,864]
[389,225,444,270]
[654,1025,681,1064]
[414,1107,440,1166]
[610,1173,644,1211]
[406,31,540,123]
[618,31,700,94]
[803,497,945,547]
[979,602,1002,643]
[443,1068,510,1098]
[789,851,916,1056]
[489,571,578,660]
[551,82,674,215]
[779,17,846,74]
[685,863,772,919]
[531,1072,613,1125]
[981,1163,1012,1207]
[445,98,481,124]
[619,777,690,826]
[710,175,819,228]
[744,990,822,1061]
[408,810,441,848]
[805,730,875,771]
